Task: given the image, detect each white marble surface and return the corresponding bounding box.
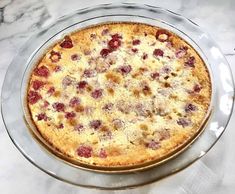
[0,0,234,193]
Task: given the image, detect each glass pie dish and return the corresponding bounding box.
[1,3,234,189]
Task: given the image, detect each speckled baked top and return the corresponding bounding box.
[27,22,211,167]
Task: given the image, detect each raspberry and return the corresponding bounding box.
[36,113,47,121]
[89,120,102,130]
[193,84,202,93]
[100,48,111,58]
[108,39,121,51]
[77,145,92,158]
[132,39,141,45]
[28,91,41,104]
[150,72,160,79]
[34,66,49,77]
[118,65,132,75]
[185,103,197,112]
[77,81,88,89]
[185,56,195,67]
[153,49,164,57]
[49,51,61,63]
[60,36,73,48]
[147,140,161,150]
[32,80,44,90]
[71,54,80,61]
[69,97,81,107]
[99,148,107,158]
[177,118,190,127]
[52,102,65,112]
[91,89,103,99]
[65,112,76,119]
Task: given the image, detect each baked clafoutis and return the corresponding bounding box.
[27,22,211,168]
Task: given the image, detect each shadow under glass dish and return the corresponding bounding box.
[1,3,234,189]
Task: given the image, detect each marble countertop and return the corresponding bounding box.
[0,0,234,193]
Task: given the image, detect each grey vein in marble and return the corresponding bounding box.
[0,0,12,9]
[0,0,50,39]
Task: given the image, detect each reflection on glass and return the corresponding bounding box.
[220,95,232,115]
[209,122,224,137]
[219,63,234,92]
[210,47,223,59]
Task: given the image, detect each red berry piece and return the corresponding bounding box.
[49,51,61,63]
[28,91,41,104]
[77,145,92,158]
[90,33,96,39]
[91,89,103,99]
[83,69,96,78]
[60,36,73,48]
[89,120,102,130]
[71,54,80,61]
[146,140,161,150]
[52,102,65,112]
[57,123,64,129]
[155,29,171,42]
[142,53,148,60]
[43,101,50,108]
[108,38,121,51]
[74,124,84,132]
[69,97,81,107]
[99,148,107,158]
[175,46,188,58]
[62,76,74,87]
[151,72,160,80]
[153,48,164,57]
[36,113,47,121]
[177,118,191,127]
[32,80,44,90]
[101,28,109,35]
[193,84,202,93]
[132,39,141,45]
[102,103,113,111]
[142,85,151,95]
[77,81,88,89]
[185,56,195,67]
[54,65,61,72]
[131,48,138,53]
[159,129,170,141]
[162,66,171,74]
[118,65,132,75]
[100,48,111,58]
[111,33,122,39]
[65,112,76,119]
[34,66,49,78]
[185,103,197,112]
[47,86,55,95]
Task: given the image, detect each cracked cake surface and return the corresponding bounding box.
[27,22,211,167]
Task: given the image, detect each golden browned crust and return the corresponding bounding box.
[27,22,211,167]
